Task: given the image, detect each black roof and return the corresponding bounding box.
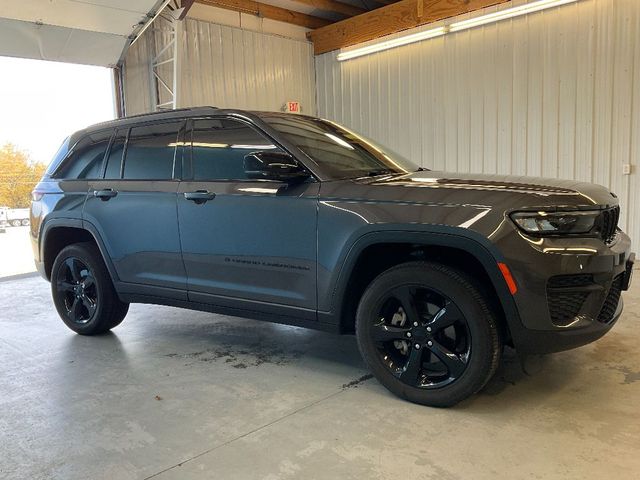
[70,107,317,145]
[83,106,219,132]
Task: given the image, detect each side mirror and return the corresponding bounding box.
[243,151,309,182]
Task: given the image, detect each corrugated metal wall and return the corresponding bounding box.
[121,27,154,115]
[123,17,317,115]
[122,15,176,115]
[316,0,640,249]
[179,19,316,113]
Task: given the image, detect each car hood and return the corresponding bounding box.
[355,171,619,209]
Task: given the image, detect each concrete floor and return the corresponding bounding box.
[0,226,35,277]
[1,274,639,480]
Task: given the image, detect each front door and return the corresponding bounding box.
[177,118,318,313]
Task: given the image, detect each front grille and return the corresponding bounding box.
[548,291,590,326]
[599,206,620,244]
[597,274,624,324]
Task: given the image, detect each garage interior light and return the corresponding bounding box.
[337,0,578,62]
[449,0,577,32]
[336,27,447,61]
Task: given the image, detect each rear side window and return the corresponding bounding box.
[55,130,112,179]
[190,119,281,181]
[123,121,183,180]
[104,131,126,179]
[45,137,71,176]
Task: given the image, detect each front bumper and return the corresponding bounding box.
[497,230,634,354]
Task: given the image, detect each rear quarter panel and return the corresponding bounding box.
[30,179,88,263]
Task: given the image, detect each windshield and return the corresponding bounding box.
[261,115,421,180]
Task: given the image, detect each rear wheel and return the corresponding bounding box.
[21,219,29,226]
[51,242,129,335]
[355,261,501,407]
[11,220,21,227]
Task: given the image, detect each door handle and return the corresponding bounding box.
[184,190,216,204]
[94,189,118,201]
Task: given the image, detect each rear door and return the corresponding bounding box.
[177,117,318,314]
[84,120,188,296]
[46,129,113,222]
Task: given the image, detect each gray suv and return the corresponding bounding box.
[31,107,635,407]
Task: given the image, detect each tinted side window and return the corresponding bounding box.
[55,130,112,179]
[45,137,71,176]
[123,121,183,180]
[191,119,281,181]
[104,130,126,179]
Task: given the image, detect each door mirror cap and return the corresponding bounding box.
[243,151,309,182]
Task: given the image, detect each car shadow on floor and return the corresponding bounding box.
[142,308,590,398]
[55,305,617,410]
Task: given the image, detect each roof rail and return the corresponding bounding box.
[119,106,219,121]
[87,106,220,130]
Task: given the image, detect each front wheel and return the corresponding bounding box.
[356,262,501,407]
[51,242,129,335]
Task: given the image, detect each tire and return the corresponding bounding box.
[51,242,129,335]
[355,261,501,407]
[11,220,21,227]
[21,219,30,226]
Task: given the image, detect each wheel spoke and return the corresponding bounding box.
[64,258,82,283]
[429,300,463,331]
[398,347,424,385]
[390,285,421,325]
[427,340,466,378]
[81,295,96,317]
[371,322,410,343]
[82,275,95,290]
[68,297,82,322]
[57,280,76,293]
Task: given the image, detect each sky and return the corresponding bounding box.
[0,56,115,166]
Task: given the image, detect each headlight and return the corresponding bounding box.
[510,210,600,235]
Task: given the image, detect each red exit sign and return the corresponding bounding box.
[285,101,300,113]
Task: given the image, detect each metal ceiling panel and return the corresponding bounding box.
[0,18,128,67]
[1,0,159,35]
[0,0,162,66]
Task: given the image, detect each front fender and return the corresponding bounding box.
[318,225,528,350]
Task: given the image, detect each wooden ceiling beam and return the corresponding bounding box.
[179,0,197,19]
[308,0,509,55]
[196,0,331,29]
[289,0,367,17]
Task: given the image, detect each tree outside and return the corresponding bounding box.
[0,143,46,208]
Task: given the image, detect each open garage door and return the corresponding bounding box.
[0,0,175,67]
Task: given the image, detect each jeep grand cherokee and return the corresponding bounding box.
[31,107,635,406]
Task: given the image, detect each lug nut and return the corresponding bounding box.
[426,327,432,332]
[406,332,412,338]
[413,322,419,327]
[415,344,421,349]
[427,341,433,347]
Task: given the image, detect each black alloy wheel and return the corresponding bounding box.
[55,257,98,324]
[51,242,129,335]
[356,261,501,407]
[372,285,471,389]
